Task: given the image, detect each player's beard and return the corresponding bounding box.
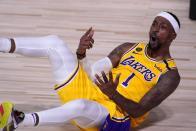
[148,41,161,51]
[148,32,161,51]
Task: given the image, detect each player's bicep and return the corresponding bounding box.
[139,69,181,113]
[108,42,135,68]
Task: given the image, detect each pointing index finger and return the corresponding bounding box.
[84,27,93,36]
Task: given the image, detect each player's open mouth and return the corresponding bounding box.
[151,36,156,41]
[150,33,157,42]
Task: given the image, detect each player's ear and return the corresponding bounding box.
[169,31,176,42]
[171,32,177,40]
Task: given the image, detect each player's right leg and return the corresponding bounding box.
[0,36,78,84]
[0,99,109,131]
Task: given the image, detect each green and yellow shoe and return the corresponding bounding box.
[0,102,24,131]
[0,102,13,129]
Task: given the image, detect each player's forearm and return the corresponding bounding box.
[80,57,113,81]
[110,91,145,118]
[91,57,113,78]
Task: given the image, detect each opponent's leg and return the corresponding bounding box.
[0,36,77,84]
[1,100,109,130]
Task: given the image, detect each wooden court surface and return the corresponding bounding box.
[0,0,196,130]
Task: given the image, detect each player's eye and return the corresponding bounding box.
[160,24,168,30]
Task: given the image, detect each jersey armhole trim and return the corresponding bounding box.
[157,67,178,82]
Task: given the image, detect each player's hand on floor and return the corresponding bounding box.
[94,71,121,99]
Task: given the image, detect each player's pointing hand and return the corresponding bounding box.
[76,27,94,59]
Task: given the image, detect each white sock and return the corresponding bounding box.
[0,38,11,53]
[20,113,38,127]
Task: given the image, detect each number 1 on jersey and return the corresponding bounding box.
[122,73,135,88]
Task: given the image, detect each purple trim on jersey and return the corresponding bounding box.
[100,115,131,131]
[54,62,79,90]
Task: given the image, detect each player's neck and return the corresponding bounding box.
[147,46,171,61]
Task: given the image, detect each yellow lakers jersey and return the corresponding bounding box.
[111,42,177,127]
[54,42,177,129]
[113,42,176,102]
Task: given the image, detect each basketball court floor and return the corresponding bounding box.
[0,0,196,131]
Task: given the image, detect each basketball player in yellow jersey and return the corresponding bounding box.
[0,11,181,131]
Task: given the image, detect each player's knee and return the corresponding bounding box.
[46,35,65,48]
[73,99,87,111]
[66,99,87,114]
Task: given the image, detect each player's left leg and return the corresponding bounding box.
[1,99,109,131]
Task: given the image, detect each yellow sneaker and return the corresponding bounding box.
[0,102,24,131]
[0,102,13,129]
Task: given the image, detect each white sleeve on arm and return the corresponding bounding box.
[79,57,113,81]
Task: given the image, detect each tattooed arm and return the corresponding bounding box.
[95,69,180,118]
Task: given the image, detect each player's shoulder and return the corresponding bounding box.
[120,42,136,48]
[160,68,181,85]
[118,42,137,54]
[108,42,137,67]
